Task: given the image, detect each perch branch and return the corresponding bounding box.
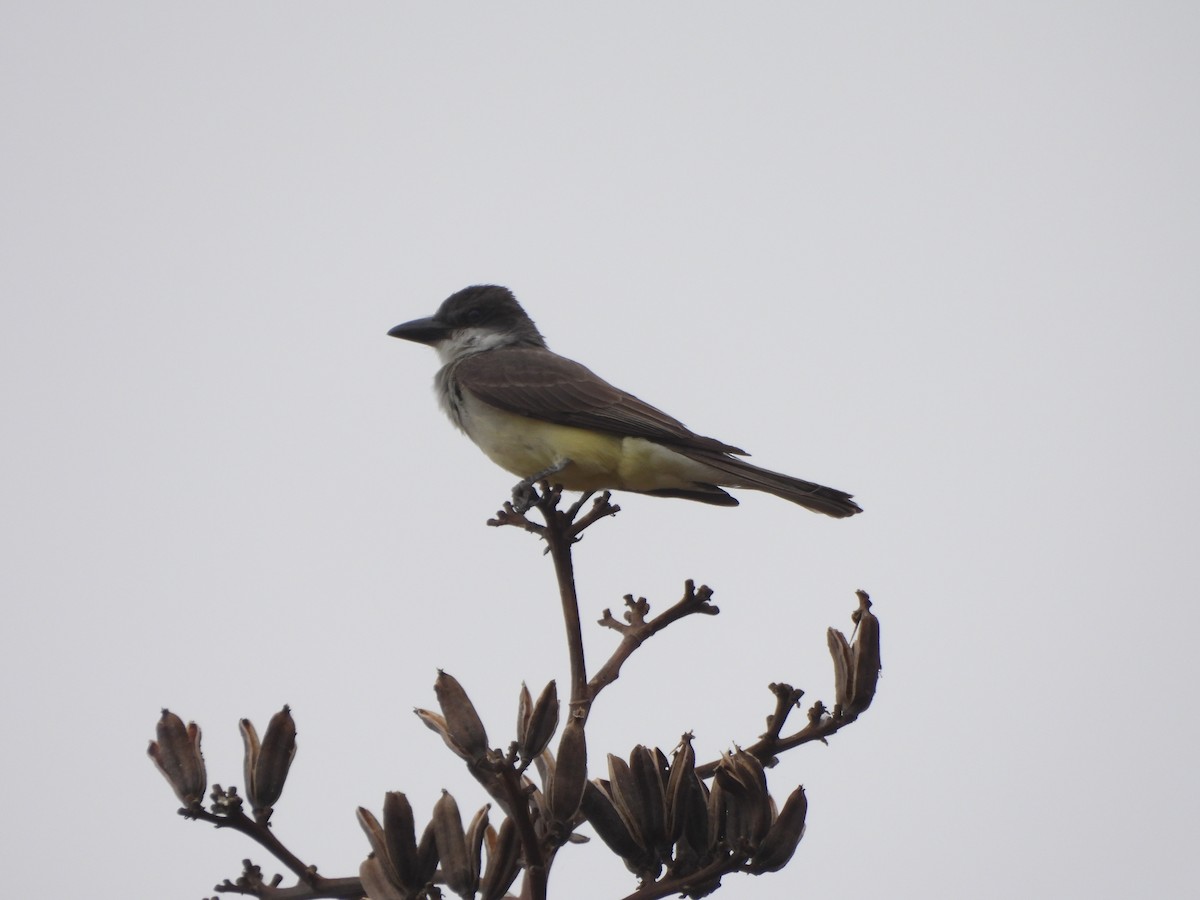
[489,485,620,720]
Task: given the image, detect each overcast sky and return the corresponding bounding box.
[2,4,1197,899]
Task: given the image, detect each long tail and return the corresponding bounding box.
[683,450,862,518]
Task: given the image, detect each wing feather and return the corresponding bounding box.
[452,348,745,455]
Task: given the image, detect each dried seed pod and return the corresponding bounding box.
[706,774,728,852]
[716,751,770,850]
[432,790,474,898]
[256,706,297,805]
[630,746,667,852]
[416,816,439,886]
[516,683,533,748]
[730,751,772,845]
[357,805,384,849]
[414,708,482,765]
[479,817,521,900]
[606,753,645,848]
[533,743,556,792]
[549,714,587,825]
[849,591,881,713]
[579,780,643,862]
[434,670,490,762]
[359,856,406,900]
[715,761,753,849]
[665,735,696,844]
[829,592,882,716]
[383,792,420,890]
[653,747,671,789]
[239,719,260,809]
[678,771,711,863]
[463,805,491,889]
[520,681,559,762]
[356,806,403,890]
[240,705,296,813]
[749,785,808,873]
[147,709,207,806]
[414,708,457,753]
[827,626,853,712]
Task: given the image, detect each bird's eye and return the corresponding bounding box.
[465,308,483,324]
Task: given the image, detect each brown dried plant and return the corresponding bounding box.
[148,485,881,900]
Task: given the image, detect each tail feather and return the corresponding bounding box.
[640,485,741,506]
[682,451,862,518]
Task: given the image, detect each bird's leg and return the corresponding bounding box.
[512,459,571,513]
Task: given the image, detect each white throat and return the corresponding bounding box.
[433,326,519,367]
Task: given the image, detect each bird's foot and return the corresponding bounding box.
[510,459,571,513]
[510,479,541,514]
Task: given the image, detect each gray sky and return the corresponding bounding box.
[2,4,1197,899]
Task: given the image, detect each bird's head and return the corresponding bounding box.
[388,285,546,364]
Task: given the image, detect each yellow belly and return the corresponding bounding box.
[462,402,713,492]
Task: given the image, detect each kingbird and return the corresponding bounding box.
[388,285,861,517]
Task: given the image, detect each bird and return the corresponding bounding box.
[388,285,861,517]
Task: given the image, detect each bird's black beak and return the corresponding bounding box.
[387,315,449,345]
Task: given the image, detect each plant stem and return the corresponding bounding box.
[541,501,591,719]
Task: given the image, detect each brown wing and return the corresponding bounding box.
[452,347,746,455]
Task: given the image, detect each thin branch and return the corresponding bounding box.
[214,871,363,900]
[589,580,720,702]
[694,698,856,779]
[183,797,363,900]
[695,593,880,776]
[743,699,861,761]
[487,501,546,538]
[497,767,548,900]
[617,851,752,900]
[565,491,621,537]
[761,682,806,744]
